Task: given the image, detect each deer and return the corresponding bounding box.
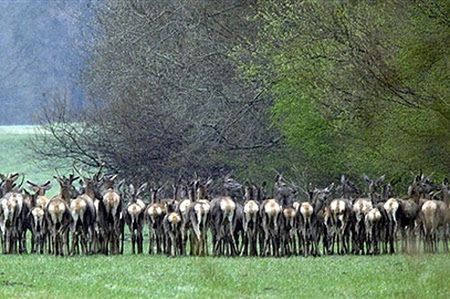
[124,183,147,254]
[395,174,432,253]
[259,176,283,257]
[275,174,298,256]
[188,178,212,256]
[177,180,192,255]
[306,183,334,256]
[350,175,383,254]
[163,199,182,257]
[145,185,166,254]
[0,173,26,254]
[209,174,241,256]
[99,174,123,255]
[241,182,260,256]
[47,174,79,256]
[26,181,52,254]
[365,207,382,254]
[419,178,449,253]
[328,176,354,255]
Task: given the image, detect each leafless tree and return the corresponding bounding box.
[32,0,280,181]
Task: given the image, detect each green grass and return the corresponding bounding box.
[0,254,449,298]
[0,126,449,298]
[0,125,65,196]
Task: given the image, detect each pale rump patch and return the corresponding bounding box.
[36,195,50,209]
[48,200,66,223]
[220,197,236,213]
[366,208,381,223]
[32,207,45,228]
[264,199,281,216]
[32,207,45,219]
[283,207,296,219]
[354,199,373,221]
[148,204,164,217]
[244,200,259,215]
[194,202,210,215]
[384,198,399,214]
[300,202,313,218]
[168,212,181,224]
[179,199,191,214]
[330,199,345,214]
[103,191,120,214]
[422,200,437,219]
[128,203,143,216]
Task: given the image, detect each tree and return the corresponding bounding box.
[33,0,280,181]
[238,0,450,185]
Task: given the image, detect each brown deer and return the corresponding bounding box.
[419,178,449,253]
[259,176,284,257]
[188,178,212,256]
[163,199,182,257]
[210,174,241,256]
[178,181,192,255]
[365,207,382,254]
[99,174,122,255]
[307,183,333,256]
[241,182,260,256]
[26,181,52,254]
[329,197,352,255]
[145,185,166,254]
[0,173,26,254]
[124,183,147,254]
[47,174,79,256]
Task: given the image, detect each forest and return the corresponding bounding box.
[26,0,449,190]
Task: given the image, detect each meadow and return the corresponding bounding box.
[0,126,449,298]
[0,253,449,298]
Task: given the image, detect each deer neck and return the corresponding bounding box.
[61,188,71,202]
[85,186,95,199]
[443,189,450,206]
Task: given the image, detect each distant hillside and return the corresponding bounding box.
[0,1,89,125]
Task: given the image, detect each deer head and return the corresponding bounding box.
[54,174,79,202]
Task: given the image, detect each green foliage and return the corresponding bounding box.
[237,0,450,187]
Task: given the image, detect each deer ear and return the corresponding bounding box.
[377,175,385,184]
[363,175,370,184]
[138,182,148,194]
[341,175,346,184]
[10,173,20,182]
[205,178,213,188]
[326,183,334,192]
[129,184,135,195]
[43,181,52,190]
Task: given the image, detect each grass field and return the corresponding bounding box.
[0,125,66,196]
[0,126,449,298]
[0,254,449,298]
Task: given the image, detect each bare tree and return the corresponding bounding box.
[32,0,280,181]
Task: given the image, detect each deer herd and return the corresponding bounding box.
[0,167,449,257]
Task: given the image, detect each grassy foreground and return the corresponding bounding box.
[0,254,449,298]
